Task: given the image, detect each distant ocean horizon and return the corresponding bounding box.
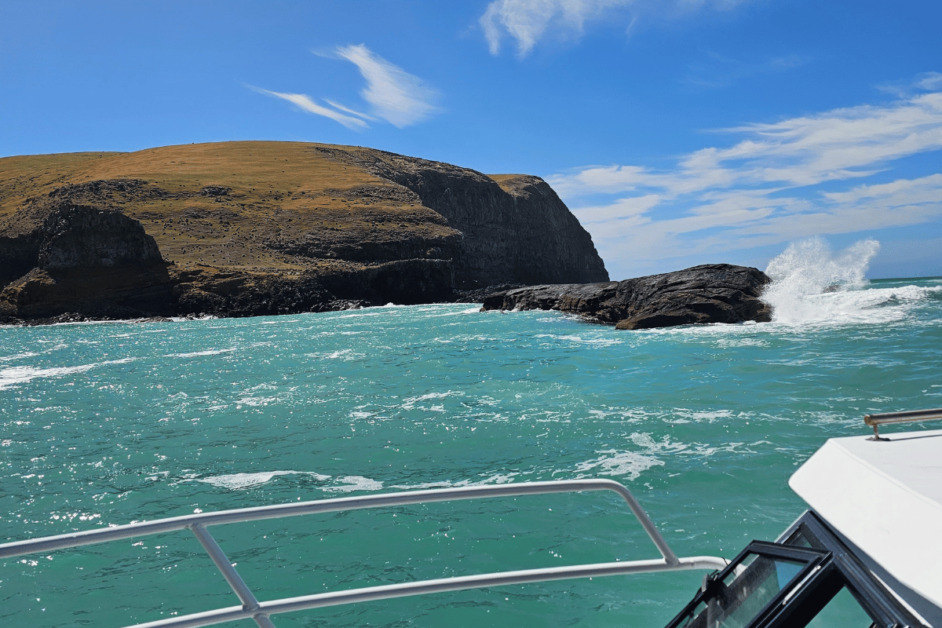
[2,241,941,627]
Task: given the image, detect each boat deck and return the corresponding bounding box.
[789,428,942,611]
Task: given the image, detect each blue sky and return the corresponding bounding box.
[2,1,941,279]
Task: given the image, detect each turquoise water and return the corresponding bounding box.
[1,275,941,627]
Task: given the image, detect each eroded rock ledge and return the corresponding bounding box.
[481,264,773,330]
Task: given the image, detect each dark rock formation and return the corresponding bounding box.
[0,204,456,323]
[0,204,174,321]
[38,204,164,270]
[171,268,334,317]
[0,231,42,287]
[481,264,772,330]
[266,226,462,265]
[316,147,609,288]
[199,185,231,197]
[169,258,454,318]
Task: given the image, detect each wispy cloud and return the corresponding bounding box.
[254,45,438,130]
[879,71,942,97]
[551,80,942,277]
[335,44,439,128]
[251,88,369,130]
[323,99,377,121]
[480,0,753,57]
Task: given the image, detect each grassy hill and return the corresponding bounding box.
[0,141,460,273]
[0,141,608,321]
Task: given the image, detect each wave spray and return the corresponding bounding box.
[763,238,880,324]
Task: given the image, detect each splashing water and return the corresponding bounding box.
[763,238,880,324]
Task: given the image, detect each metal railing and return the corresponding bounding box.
[864,407,942,440]
[0,479,729,628]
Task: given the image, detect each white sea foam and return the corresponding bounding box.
[629,432,690,454]
[445,307,485,316]
[716,337,769,348]
[763,238,879,325]
[197,470,331,490]
[235,396,280,407]
[391,472,522,490]
[401,390,462,410]
[536,334,584,342]
[323,475,385,493]
[0,351,39,362]
[572,450,663,480]
[671,409,733,423]
[166,349,236,358]
[535,333,623,347]
[304,349,364,361]
[338,311,387,319]
[325,349,355,359]
[750,237,942,329]
[169,315,217,322]
[0,358,136,391]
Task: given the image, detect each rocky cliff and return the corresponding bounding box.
[0,141,608,322]
[0,204,174,320]
[481,264,773,330]
[320,147,608,287]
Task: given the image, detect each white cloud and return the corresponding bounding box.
[335,44,438,128]
[572,194,661,223]
[553,92,942,200]
[254,45,438,130]
[323,99,377,121]
[480,0,753,57]
[917,72,942,92]
[481,0,627,56]
[551,87,942,277]
[879,72,942,98]
[822,174,942,205]
[250,88,368,130]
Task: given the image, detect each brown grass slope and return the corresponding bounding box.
[0,141,607,321]
[1,142,457,272]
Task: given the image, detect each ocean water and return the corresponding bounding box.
[1,245,941,627]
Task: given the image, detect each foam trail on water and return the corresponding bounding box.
[763,238,880,324]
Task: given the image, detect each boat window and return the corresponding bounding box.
[665,542,830,628]
[671,553,807,628]
[782,528,814,548]
[805,587,876,628]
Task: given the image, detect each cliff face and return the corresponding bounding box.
[323,147,608,288]
[0,141,607,322]
[481,264,773,330]
[0,204,174,320]
[38,203,164,270]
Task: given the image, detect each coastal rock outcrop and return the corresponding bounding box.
[0,204,174,320]
[0,141,608,322]
[314,147,609,288]
[38,203,165,270]
[481,264,773,330]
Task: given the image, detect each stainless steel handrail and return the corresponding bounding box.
[0,479,728,628]
[129,556,729,628]
[864,407,942,440]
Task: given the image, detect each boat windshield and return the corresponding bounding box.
[671,551,813,628]
[665,542,831,628]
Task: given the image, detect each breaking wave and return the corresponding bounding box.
[761,238,941,327]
